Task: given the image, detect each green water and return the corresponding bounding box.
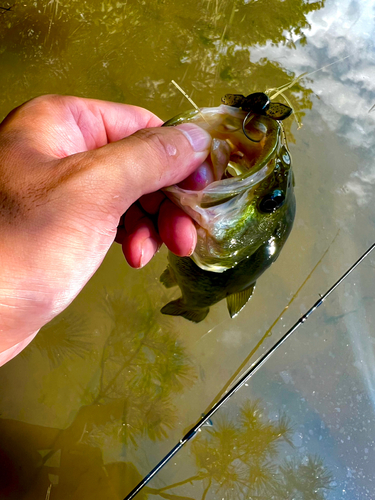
[1,0,375,499]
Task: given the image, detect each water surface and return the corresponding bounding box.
[1,0,375,498]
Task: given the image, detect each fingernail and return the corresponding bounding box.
[176,123,212,152]
[140,238,160,268]
[187,226,197,256]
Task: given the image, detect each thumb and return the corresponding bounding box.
[82,122,212,212]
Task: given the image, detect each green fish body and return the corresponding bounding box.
[160,93,295,322]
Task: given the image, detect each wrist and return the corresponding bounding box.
[0,331,39,366]
[0,241,54,354]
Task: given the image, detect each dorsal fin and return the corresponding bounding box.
[226,283,256,318]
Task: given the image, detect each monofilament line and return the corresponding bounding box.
[123,241,375,500]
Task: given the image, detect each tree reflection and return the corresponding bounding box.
[0,413,151,499]
[0,396,334,499]
[146,400,333,500]
[0,0,323,128]
[0,4,13,14]
[276,455,334,500]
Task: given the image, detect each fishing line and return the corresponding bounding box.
[123,241,375,500]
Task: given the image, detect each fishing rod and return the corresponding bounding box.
[123,241,375,500]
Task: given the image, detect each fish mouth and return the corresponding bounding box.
[164,105,281,210]
[163,105,285,272]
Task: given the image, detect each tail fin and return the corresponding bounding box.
[161,298,209,323]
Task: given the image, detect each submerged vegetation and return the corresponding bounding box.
[93,290,197,443]
[6,284,335,499]
[25,287,197,444]
[23,312,92,368]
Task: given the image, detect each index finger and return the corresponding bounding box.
[78,98,163,142]
[1,95,163,154]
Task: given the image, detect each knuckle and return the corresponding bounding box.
[134,128,179,172]
[22,94,61,112]
[2,95,62,125]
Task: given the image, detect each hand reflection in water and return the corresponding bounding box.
[0,95,211,365]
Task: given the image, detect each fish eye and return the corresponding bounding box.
[259,189,285,213]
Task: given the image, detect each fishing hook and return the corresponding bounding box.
[242,112,262,142]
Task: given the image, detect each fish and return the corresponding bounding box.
[160,92,296,323]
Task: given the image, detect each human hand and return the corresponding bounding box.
[0,95,211,364]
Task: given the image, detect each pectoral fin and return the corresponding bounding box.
[160,266,177,288]
[226,283,256,318]
[161,298,209,323]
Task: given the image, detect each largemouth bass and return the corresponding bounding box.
[160,92,295,323]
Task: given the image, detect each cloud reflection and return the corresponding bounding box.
[249,0,375,210]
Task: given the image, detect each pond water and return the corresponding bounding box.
[1,0,375,499]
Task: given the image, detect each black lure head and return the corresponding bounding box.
[222,92,292,121]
